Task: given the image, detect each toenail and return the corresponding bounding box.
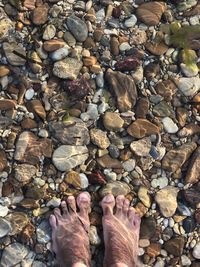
[61,201,66,206]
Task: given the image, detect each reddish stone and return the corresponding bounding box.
[114,56,140,72]
[88,170,106,185]
[0,150,7,171]
[63,77,90,100]
[112,6,121,18]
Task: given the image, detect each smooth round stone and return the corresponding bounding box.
[38,129,49,138]
[50,47,69,61]
[177,202,192,216]
[43,24,56,40]
[180,63,199,77]
[96,72,104,88]
[25,88,35,100]
[109,145,120,158]
[181,255,192,266]
[89,226,101,245]
[36,220,51,244]
[122,159,136,172]
[193,242,200,259]
[119,42,131,51]
[124,15,137,27]
[0,218,12,238]
[162,117,178,133]
[96,8,105,23]
[0,205,9,217]
[80,103,99,122]
[46,197,61,207]
[182,217,195,233]
[80,173,89,189]
[154,260,165,267]
[66,15,88,42]
[139,239,150,248]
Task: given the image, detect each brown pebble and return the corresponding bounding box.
[43,39,65,52]
[0,65,10,77]
[146,243,161,257]
[0,99,16,110]
[21,118,38,129]
[32,3,49,25]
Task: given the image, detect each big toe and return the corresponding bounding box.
[101,194,115,216]
[77,192,91,219]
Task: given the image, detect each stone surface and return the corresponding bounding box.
[174,77,200,97]
[3,42,26,66]
[50,121,90,145]
[0,218,11,238]
[1,243,29,267]
[127,119,160,138]
[32,4,49,25]
[53,58,83,79]
[105,69,137,112]
[164,237,185,256]
[0,13,13,41]
[162,142,197,172]
[136,2,167,26]
[103,112,124,131]
[63,77,90,100]
[162,117,179,133]
[184,146,200,184]
[97,154,122,169]
[193,242,200,259]
[66,15,88,42]
[90,128,110,149]
[52,145,88,172]
[155,186,179,217]
[140,217,157,239]
[99,181,131,197]
[14,164,37,186]
[36,220,51,244]
[130,137,151,157]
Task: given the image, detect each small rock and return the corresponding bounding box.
[103,112,124,131]
[140,217,156,239]
[46,197,61,208]
[90,128,110,149]
[14,164,37,186]
[130,137,151,157]
[0,218,11,238]
[52,145,88,172]
[122,159,136,172]
[97,154,122,169]
[193,242,200,259]
[1,243,29,267]
[173,77,200,97]
[25,88,35,100]
[43,24,56,40]
[3,42,26,66]
[155,186,179,217]
[50,46,69,61]
[63,77,90,100]
[162,117,178,133]
[124,15,137,27]
[36,220,51,244]
[164,236,185,256]
[99,181,131,197]
[127,119,160,138]
[66,15,88,42]
[185,146,200,185]
[53,58,83,79]
[181,255,192,266]
[32,4,49,25]
[138,186,151,208]
[89,226,101,245]
[0,205,9,217]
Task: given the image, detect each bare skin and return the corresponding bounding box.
[50,193,141,267]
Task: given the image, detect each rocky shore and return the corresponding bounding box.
[0,0,200,266]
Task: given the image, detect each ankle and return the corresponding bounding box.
[72,263,88,267]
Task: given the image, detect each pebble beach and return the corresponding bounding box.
[0,0,200,266]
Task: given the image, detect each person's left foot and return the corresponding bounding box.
[49,192,91,267]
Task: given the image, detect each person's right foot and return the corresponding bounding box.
[101,194,141,267]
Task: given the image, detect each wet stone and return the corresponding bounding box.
[90,128,110,149]
[36,220,51,244]
[0,218,12,238]
[130,137,151,157]
[164,237,185,257]
[127,119,160,138]
[63,77,90,100]
[14,164,37,186]
[99,181,131,197]
[140,217,157,239]
[3,42,26,66]
[32,4,49,25]
[103,112,124,131]
[66,15,88,42]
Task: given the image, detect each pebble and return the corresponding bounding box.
[122,159,136,172]
[46,197,61,208]
[36,220,51,244]
[192,242,200,259]
[66,15,88,42]
[0,205,9,217]
[50,46,69,61]
[124,15,137,27]
[25,88,35,101]
[0,218,12,238]
[181,255,192,266]
[89,226,101,246]
[53,58,83,79]
[43,24,56,40]
[162,117,179,133]
[80,173,89,189]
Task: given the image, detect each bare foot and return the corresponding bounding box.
[49,192,91,267]
[101,194,141,267]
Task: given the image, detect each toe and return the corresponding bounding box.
[128,207,141,227]
[61,201,69,217]
[101,194,115,217]
[115,195,125,217]
[122,198,130,217]
[67,196,77,214]
[77,192,91,219]
[54,208,61,220]
[49,214,57,231]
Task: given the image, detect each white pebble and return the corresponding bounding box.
[80,173,89,189]
[25,88,35,100]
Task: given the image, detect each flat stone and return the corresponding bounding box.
[14,164,37,186]
[185,146,200,184]
[155,80,176,102]
[193,242,200,259]
[103,112,124,131]
[145,41,168,56]
[50,121,90,145]
[50,46,69,61]
[0,218,11,238]
[43,39,65,52]
[124,15,137,27]
[1,243,29,267]
[3,42,26,66]
[26,99,46,120]
[89,226,101,246]
[135,97,149,119]
[184,188,200,207]
[136,2,167,26]
[43,24,56,40]
[66,15,88,42]
[14,131,52,164]
[127,119,160,138]
[164,237,185,256]
[138,186,151,208]
[52,145,88,172]
[97,154,122,169]
[53,58,83,79]
[90,128,110,149]
[130,137,151,157]
[147,243,161,257]
[32,4,49,25]
[105,69,137,112]
[162,142,197,172]
[8,212,29,235]
[140,217,157,239]
[36,220,51,244]
[173,77,200,97]
[155,186,179,217]
[0,149,7,171]
[153,101,175,118]
[99,181,131,197]
[162,117,179,133]
[63,77,91,100]
[0,16,13,41]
